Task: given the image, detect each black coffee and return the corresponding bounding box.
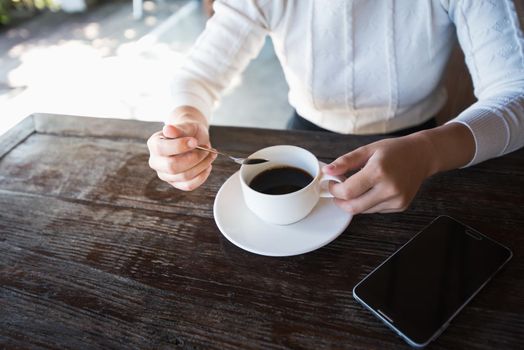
[249,166,313,195]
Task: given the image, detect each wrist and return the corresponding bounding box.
[167,106,209,129]
[416,123,475,175]
[405,131,440,178]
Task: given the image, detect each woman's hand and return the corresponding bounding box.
[147,107,217,191]
[323,123,475,214]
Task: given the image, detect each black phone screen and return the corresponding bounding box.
[353,216,512,347]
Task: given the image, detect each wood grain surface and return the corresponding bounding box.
[0,114,523,349]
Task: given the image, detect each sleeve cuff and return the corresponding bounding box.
[170,91,214,123]
[446,107,509,167]
[170,76,216,123]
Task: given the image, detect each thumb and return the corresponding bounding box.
[323,147,372,175]
[162,124,183,139]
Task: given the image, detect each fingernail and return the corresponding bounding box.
[323,164,334,171]
[188,139,197,148]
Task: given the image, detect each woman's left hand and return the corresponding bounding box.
[323,134,435,214]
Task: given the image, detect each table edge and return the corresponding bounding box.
[0,115,36,159]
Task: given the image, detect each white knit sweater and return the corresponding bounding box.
[171,0,524,166]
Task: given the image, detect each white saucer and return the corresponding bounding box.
[213,171,352,257]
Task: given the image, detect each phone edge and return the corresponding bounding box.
[352,215,514,348]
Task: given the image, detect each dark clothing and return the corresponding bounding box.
[286,111,437,136]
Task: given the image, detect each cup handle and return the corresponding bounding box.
[319,173,345,198]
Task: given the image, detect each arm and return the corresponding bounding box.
[326,0,524,214]
[170,0,271,122]
[444,0,524,166]
[148,0,273,190]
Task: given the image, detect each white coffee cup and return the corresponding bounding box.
[239,145,343,225]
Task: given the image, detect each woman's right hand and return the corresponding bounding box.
[147,111,217,191]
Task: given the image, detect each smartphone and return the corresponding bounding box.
[353,215,512,348]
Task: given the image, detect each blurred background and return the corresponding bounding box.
[0,0,293,136]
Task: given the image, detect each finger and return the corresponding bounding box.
[362,201,400,214]
[323,147,372,176]
[150,130,164,139]
[149,148,209,174]
[362,196,411,214]
[162,123,198,139]
[333,186,384,214]
[148,128,198,156]
[151,136,198,157]
[329,168,374,200]
[157,153,217,183]
[169,165,213,191]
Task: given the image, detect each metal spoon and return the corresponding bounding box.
[159,135,268,165]
[195,146,268,165]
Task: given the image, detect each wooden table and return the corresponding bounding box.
[1,114,523,349]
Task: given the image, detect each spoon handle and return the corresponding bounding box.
[196,146,246,164]
[195,145,227,157]
[160,136,243,162]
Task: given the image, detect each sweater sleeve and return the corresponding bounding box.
[444,0,524,166]
[170,0,271,121]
